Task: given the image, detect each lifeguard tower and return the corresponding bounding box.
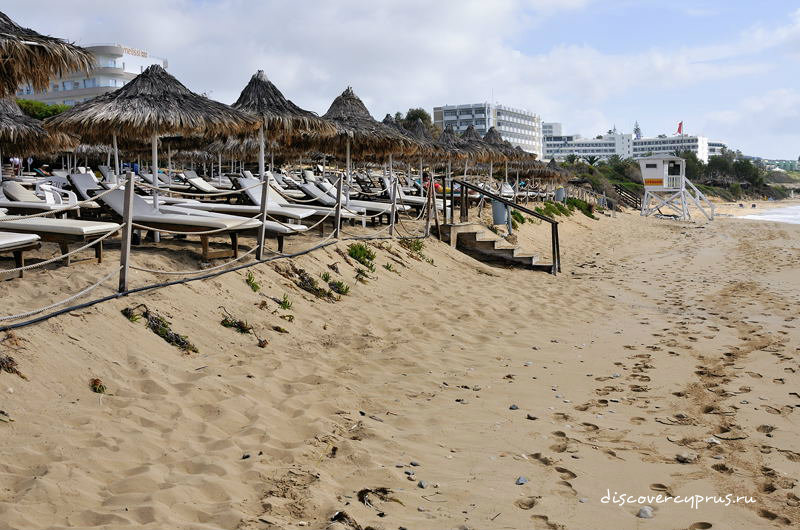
[638,155,714,221]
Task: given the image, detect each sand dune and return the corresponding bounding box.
[0,204,798,529]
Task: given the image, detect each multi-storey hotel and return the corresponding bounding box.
[433,103,542,157]
[543,124,724,163]
[545,132,633,159]
[16,44,167,105]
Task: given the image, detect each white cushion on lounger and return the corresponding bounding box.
[0,216,120,236]
[0,231,39,250]
[187,177,219,193]
[180,201,315,220]
[3,181,42,202]
[239,176,365,219]
[100,189,294,231]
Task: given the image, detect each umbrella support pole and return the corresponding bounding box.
[389,153,396,237]
[151,133,161,242]
[118,171,136,292]
[257,124,270,260]
[112,133,120,179]
[334,139,348,238]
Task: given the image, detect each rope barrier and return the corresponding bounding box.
[129,247,257,275]
[269,185,325,203]
[264,207,335,234]
[0,226,120,274]
[136,179,263,197]
[0,266,121,322]
[1,181,125,220]
[131,212,263,235]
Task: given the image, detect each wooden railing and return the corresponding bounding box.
[448,179,561,275]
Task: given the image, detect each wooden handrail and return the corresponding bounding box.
[451,179,560,275]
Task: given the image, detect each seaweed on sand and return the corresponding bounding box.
[121,304,198,353]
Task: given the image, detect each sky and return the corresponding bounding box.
[8,0,800,159]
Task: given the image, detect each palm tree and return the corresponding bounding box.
[583,155,600,166]
[564,154,579,164]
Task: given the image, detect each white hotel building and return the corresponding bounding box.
[543,123,723,163]
[16,44,167,106]
[433,103,543,157]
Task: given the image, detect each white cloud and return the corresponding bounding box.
[703,89,800,157]
[5,1,799,156]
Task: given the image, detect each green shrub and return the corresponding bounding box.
[329,280,350,295]
[245,271,260,292]
[565,197,598,219]
[348,242,376,271]
[279,294,292,310]
[510,210,526,225]
[321,271,331,282]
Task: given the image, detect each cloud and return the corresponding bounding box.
[703,89,800,156]
[5,1,799,156]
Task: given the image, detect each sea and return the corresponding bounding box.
[740,204,800,225]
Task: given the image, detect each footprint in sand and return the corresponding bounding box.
[576,422,599,433]
[531,514,565,530]
[554,466,577,480]
[649,483,674,497]
[688,523,713,530]
[515,496,541,510]
[711,463,734,474]
[758,509,791,525]
[532,453,554,466]
[630,417,647,425]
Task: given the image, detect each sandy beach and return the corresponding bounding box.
[1,203,799,529]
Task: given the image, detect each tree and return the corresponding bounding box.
[583,155,600,166]
[675,150,705,181]
[16,99,69,119]
[393,107,438,137]
[564,154,579,165]
[732,159,763,186]
[404,108,433,128]
[707,155,733,179]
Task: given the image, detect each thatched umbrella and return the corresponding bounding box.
[313,87,413,234]
[45,64,258,208]
[483,126,523,188]
[0,97,76,175]
[232,69,335,186]
[462,125,505,164]
[0,11,94,98]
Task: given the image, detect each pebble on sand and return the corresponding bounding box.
[637,506,654,518]
[676,452,697,463]
[418,480,427,489]
[410,461,420,466]
[516,477,529,485]
[509,404,519,410]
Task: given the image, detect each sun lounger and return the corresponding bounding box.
[0,215,120,265]
[140,171,191,192]
[378,176,446,211]
[235,176,367,228]
[68,173,196,209]
[0,181,82,216]
[314,180,409,215]
[100,188,305,257]
[0,231,40,278]
[253,171,305,199]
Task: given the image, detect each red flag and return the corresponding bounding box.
[676,121,683,135]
